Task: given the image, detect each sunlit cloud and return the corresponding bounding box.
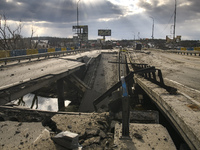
[6,0,13,2]
[108,0,144,15]
[0,0,199,40]
[98,17,119,22]
[179,2,192,7]
[17,2,22,5]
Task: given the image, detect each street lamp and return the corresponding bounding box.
[150,17,154,39]
[173,0,177,40]
[77,0,81,26]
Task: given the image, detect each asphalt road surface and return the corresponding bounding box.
[130,49,200,103]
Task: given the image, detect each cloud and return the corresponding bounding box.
[134,0,200,39]
[0,0,123,23]
[0,0,199,40]
[0,0,77,22]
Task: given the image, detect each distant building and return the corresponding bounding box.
[32,40,49,48]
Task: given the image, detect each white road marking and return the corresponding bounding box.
[165,78,200,106]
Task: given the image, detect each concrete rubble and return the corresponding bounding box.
[114,123,176,150]
[51,112,114,149]
[0,121,65,150]
[52,131,79,149]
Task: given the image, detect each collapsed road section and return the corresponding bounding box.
[0,49,199,149]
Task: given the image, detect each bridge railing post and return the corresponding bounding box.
[121,76,130,138]
[57,78,65,111]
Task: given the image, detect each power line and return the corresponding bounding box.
[159,12,174,34]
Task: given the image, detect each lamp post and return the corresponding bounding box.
[150,17,154,40]
[173,0,177,40]
[77,0,81,26]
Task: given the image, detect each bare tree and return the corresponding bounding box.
[0,14,24,50]
[29,26,39,49]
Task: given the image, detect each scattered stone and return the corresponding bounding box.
[133,133,143,139]
[0,121,59,150]
[99,130,106,139]
[114,123,176,150]
[88,122,92,126]
[85,128,100,137]
[17,122,22,126]
[25,133,29,138]
[67,125,72,129]
[82,136,101,147]
[85,144,103,150]
[52,131,79,149]
[15,130,21,134]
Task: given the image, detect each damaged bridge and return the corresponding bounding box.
[0,49,200,150]
[0,50,101,110]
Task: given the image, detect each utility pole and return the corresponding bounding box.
[173,0,177,40]
[77,0,81,26]
[150,17,154,39]
[0,15,1,28]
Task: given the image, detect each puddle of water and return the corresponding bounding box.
[12,93,71,112]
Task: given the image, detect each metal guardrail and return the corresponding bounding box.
[132,63,177,94]
[167,50,200,56]
[0,49,89,65]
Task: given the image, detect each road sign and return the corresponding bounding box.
[98,29,111,36]
[72,25,88,42]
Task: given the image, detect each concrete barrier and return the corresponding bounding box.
[135,76,200,150]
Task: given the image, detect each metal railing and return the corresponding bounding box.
[167,50,200,56]
[0,49,89,65]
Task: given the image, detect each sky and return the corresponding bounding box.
[0,0,200,40]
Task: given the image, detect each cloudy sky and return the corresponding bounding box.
[0,0,200,40]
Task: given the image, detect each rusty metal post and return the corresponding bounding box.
[121,76,130,137]
[57,78,65,111]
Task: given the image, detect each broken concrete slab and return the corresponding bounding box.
[135,76,200,150]
[51,112,114,149]
[111,110,159,123]
[52,131,79,149]
[114,123,176,150]
[51,112,109,138]
[61,50,102,61]
[0,121,65,150]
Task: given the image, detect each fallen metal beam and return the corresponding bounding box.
[64,74,90,94]
[93,67,156,111]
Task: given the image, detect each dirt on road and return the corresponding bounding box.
[129,49,200,103]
